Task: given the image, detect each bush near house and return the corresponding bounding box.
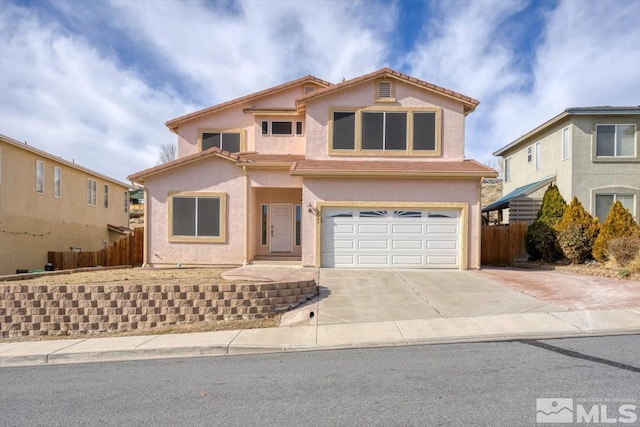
[592,201,639,262]
[525,184,566,262]
[606,236,640,269]
[557,197,600,264]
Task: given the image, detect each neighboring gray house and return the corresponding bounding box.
[484,106,640,223]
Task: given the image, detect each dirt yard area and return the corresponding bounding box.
[2,267,280,342]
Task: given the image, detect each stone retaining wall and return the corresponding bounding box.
[0,281,317,338]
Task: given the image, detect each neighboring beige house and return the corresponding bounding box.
[129,68,497,269]
[485,107,640,223]
[0,134,131,275]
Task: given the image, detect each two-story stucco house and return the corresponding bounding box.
[0,134,132,275]
[128,68,497,269]
[485,107,640,224]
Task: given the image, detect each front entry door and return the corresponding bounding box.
[270,204,293,253]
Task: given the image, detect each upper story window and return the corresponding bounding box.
[376,80,394,101]
[200,130,243,153]
[54,166,61,198]
[534,142,541,171]
[562,127,570,160]
[104,184,109,208]
[330,107,440,156]
[526,146,532,163]
[504,157,511,182]
[272,121,292,135]
[260,121,303,136]
[596,124,636,157]
[87,178,97,206]
[124,191,129,213]
[36,160,44,194]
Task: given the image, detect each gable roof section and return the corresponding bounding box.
[1,134,131,189]
[296,68,480,114]
[290,159,497,178]
[165,75,331,131]
[482,175,555,212]
[494,106,640,156]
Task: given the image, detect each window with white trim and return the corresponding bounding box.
[36,160,44,194]
[504,157,511,182]
[202,132,241,152]
[271,122,293,135]
[54,166,61,198]
[87,179,97,206]
[534,142,541,171]
[595,194,635,221]
[596,124,636,157]
[562,127,570,160]
[171,194,224,240]
[527,146,532,163]
[104,184,109,208]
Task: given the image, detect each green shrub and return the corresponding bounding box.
[537,184,567,227]
[592,201,639,261]
[606,236,640,267]
[525,184,566,261]
[557,197,599,263]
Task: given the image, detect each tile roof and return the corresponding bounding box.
[290,159,497,177]
[296,67,479,112]
[165,76,331,130]
[238,153,306,163]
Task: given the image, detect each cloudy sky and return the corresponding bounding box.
[1,0,639,182]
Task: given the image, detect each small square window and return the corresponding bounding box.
[526,146,532,163]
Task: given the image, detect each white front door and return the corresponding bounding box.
[270,203,293,253]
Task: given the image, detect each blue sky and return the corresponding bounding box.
[1,0,639,182]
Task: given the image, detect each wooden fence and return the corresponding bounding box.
[48,227,144,270]
[481,222,528,266]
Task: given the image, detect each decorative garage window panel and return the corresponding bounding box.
[394,210,422,218]
[359,210,387,217]
[173,196,221,237]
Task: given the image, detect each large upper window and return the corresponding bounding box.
[202,132,241,153]
[562,127,570,160]
[330,108,439,154]
[595,194,636,221]
[36,160,44,194]
[534,142,541,171]
[170,193,226,242]
[504,157,511,182]
[596,124,636,157]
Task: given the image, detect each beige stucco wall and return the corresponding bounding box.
[0,140,129,275]
[304,80,467,161]
[301,177,482,268]
[144,157,246,266]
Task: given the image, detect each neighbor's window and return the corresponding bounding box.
[54,166,61,198]
[261,204,268,245]
[362,111,407,150]
[527,146,533,163]
[202,132,241,153]
[271,122,293,135]
[333,111,356,150]
[595,194,636,222]
[124,191,129,213]
[104,184,109,208]
[87,179,97,206]
[534,142,541,171]
[295,204,301,246]
[562,127,570,160]
[36,160,44,194]
[596,124,636,157]
[504,157,511,182]
[172,195,223,238]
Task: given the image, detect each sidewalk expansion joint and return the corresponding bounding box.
[226,330,243,354]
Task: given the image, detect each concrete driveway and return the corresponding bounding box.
[286,269,568,326]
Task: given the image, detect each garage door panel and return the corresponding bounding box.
[326,223,356,233]
[332,240,356,250]
[357,255,390,266]
[427,240,458,250]
[427,225,458,234]
[392,240,424,250]
[426,256,458,267]
[358,240,389,250]
[391,255,424,265]
[392,224,424,234]
[357,224,389,234]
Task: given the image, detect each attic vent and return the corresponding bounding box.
[304,86,316,94]
[378,81,392,99]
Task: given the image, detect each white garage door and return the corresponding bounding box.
[321,208,461,268]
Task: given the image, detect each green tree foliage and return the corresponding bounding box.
[525,184,567,261]
[557,197,600,264]
[593,201,640,261]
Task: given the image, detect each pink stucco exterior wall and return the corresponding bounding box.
[145,158,246,266]
[304,80,466,161]
[301,177,482,268]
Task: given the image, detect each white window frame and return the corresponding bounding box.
[595,193,636,221]
[562,127,570,160]
[54,166,61,198]
[595,124,637,157]
[104,184,109,208]
[534,142,541,171]
[504,157,512,182]
[87,178,97,206]
[36,160,44,194]
[526,146,532,163]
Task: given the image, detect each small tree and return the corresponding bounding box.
[525,184,567,261]
[158,143,177,164]
[557,197,600,264]
[593,201,639,261]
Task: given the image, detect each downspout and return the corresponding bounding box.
[476,178,482,269]
[143,186,149,268]
[243,166,249,266]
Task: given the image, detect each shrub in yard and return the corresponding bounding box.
[606,236,640,267]
[525,184,566,261]
[592,201,639,261]
[557,197,600,263]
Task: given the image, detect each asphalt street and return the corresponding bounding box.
[1,335,638,426]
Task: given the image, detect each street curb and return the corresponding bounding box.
[2,329,638,368]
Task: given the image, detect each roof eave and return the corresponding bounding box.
[290,170,497,178]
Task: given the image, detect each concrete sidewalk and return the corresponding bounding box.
[2,307,639,367]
